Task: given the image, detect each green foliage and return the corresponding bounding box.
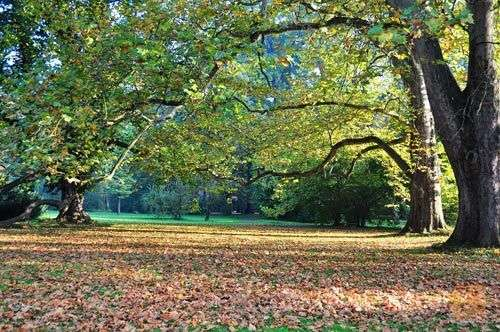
[102,168,137,200]
[262,158,398,226]
[1,0,247,193]
[0,0,466,230]
[142,180,195,219]
[440,150,459,224]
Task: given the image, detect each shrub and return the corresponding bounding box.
[142,180,194,219]
[261,158,396,226]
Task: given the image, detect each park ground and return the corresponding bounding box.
[0,214,498,331]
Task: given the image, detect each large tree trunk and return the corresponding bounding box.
[402,60,446,233]
[449,152,498,245]
[404,0,499,246]
[405,168,446,233]
[56,179,91,224]
[449,0,499,247]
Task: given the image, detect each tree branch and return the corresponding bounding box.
[230,14,400,42]
[344,145,381,179]
[86,123,154,186]
[247,135,409,185]
[0,171,39,195]
[234,97,407,124]
[248,16,372,41]
[256,51,273,88]
[344,136,411,178]
[0,199,61,227]
[104,98,184,127]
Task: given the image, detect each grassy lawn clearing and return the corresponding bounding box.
[41,210,314,227]
[41,211,403,230]
[0,224,497,330]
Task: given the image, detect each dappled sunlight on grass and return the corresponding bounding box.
[0,225,498,330]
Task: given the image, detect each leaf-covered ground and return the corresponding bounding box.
[0,224,498,331]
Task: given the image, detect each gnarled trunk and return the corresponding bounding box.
[56,180,91,224]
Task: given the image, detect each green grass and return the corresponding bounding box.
[42,210,404,230]
[42,210,311,227]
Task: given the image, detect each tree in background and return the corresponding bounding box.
[102,169,136,214]
[142,180,195,219]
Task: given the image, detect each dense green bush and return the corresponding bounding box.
[142,180,195,219]
[261,158,398,226]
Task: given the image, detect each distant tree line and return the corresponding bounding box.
[58,156,457,227]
